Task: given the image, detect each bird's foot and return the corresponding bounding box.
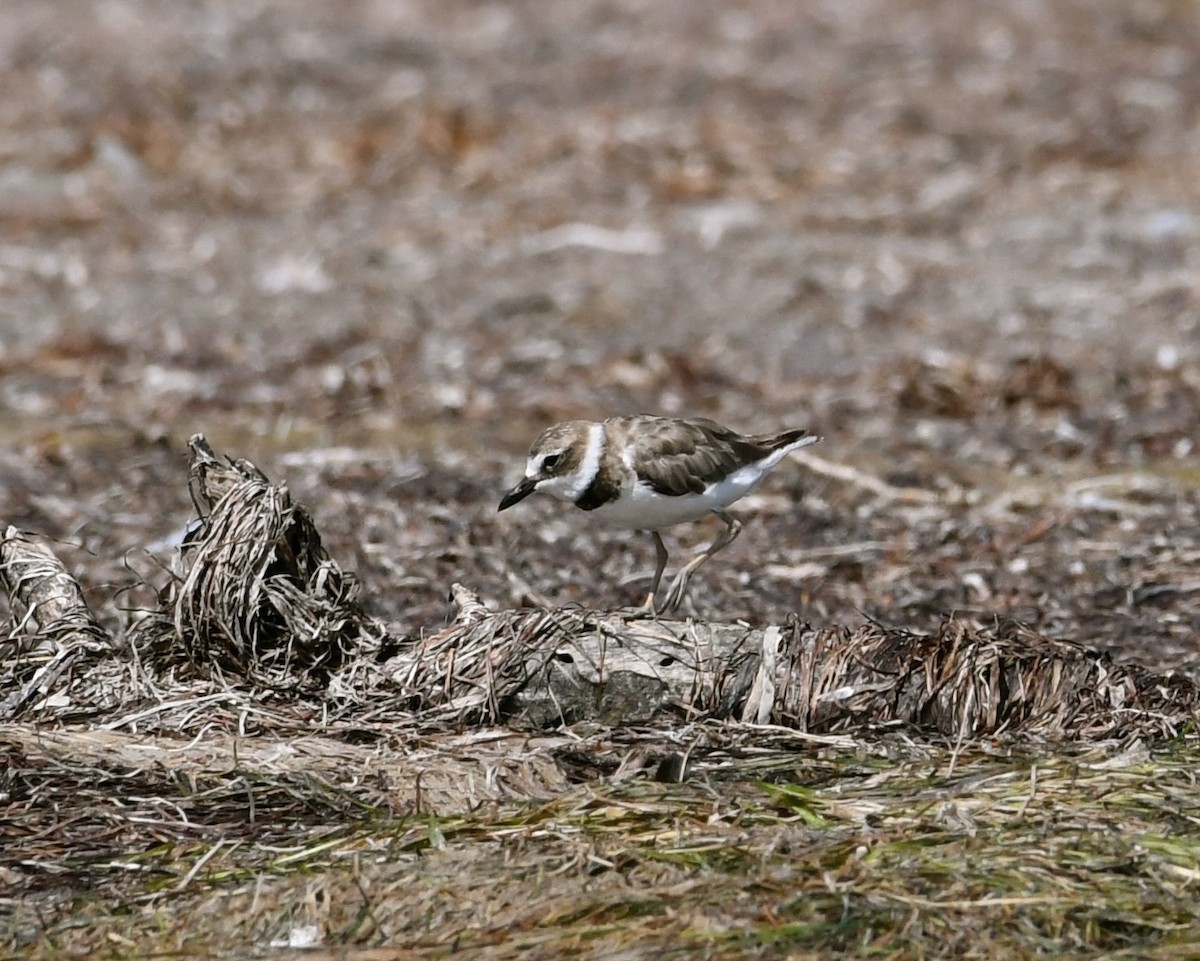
[619,592,660,620]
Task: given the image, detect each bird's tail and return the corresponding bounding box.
[753,428,822,454]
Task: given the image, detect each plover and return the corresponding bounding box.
[498,414,821,612]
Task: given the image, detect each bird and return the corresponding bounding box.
[498,414,821,612]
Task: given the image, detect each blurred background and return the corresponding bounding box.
[1,0,1197,664]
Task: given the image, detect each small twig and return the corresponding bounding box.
[792,451,939,504]
[504,570,557,609]
[449,584,490,626]
[99,692,239,731]
[947,684,975,777]
[175,837,233,892]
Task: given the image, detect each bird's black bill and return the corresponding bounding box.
[498,477,537,511]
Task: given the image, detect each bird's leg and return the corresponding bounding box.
[639,531,670,613]
[662,511,743,612]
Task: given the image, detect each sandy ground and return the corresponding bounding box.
[5,4,1200,958]
[1,0,1199,666]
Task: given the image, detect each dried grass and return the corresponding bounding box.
[135,435,389,689]
[7,730,1200,959]
[9,435,1193,742]
[3,435,1200,958]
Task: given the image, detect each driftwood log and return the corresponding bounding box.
[2,434,1198,742]
[395,588,1198,740]
[0,526,112,718]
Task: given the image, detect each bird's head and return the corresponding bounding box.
[498,421,600,510]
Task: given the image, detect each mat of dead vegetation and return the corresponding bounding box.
[3,0,1200,958]
[4,435,1199,960]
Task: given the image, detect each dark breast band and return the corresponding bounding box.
[575,458,622,511]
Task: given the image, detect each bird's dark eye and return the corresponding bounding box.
[542,453,562,471]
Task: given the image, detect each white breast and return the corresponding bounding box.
[589,483,716,529]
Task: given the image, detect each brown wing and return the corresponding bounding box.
[620,416,780,497]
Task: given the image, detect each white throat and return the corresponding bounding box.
[536,422,604,503]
